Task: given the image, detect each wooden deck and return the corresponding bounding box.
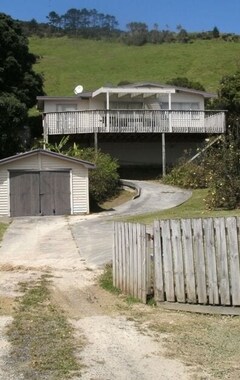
[43,109,226,135]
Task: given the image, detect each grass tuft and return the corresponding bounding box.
[7,275,82,379]
[99,264,121,295]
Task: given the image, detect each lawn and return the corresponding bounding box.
[29,37,240,96]
[124,188,240,224]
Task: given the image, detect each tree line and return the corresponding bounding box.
[19,7,240,45]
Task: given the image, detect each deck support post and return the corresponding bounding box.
[94,132,98,155]
[162,133,166,177]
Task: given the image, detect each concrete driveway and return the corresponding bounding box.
[0,181,191,269]
[69,181,191,267]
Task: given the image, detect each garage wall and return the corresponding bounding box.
[0,153,89,216]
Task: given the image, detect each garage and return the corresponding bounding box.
[0,149,95,217]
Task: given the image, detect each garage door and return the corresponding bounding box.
[10,170,71,217]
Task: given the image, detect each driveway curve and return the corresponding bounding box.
[69,181,191,267]
[0,180,193,380]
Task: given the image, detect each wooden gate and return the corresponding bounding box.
[113,222,152,303]
[10,170,71,217]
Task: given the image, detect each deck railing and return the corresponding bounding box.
[43,109,226,135]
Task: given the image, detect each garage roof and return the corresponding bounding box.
[0,149,96,169]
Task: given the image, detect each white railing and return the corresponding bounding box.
[43,110,226,135]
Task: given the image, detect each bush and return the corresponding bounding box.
[164,132,240,210]
[68,146,120,204]
[203,133,240,209]
[163,161,207,189]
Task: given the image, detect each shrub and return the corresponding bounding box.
[163,132,240,210]
[68,146,120,204]
[163,161,207,189]
[203,133,240,209]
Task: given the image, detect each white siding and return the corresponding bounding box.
[44,99,89,113]
[0,170,9,215]
[0,153,90,216]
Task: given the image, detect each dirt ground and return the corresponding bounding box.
[1,214,238,379]
[0,262,195,380]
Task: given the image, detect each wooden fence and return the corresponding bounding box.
[113,222,152,303]
[113,217,240,306]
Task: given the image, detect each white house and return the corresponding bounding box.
[0,149,95,217]
[37,82,226,173]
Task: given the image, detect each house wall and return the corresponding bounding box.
[0,154,89,216]
[43,99,89,113]
[43,92,205,113]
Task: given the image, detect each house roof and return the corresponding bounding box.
[36,82,216,109]
[0,149,96,169]
[92,82,216,99]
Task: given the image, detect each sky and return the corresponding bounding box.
[0,0,240,34]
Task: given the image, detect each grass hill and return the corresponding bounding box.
[29,36,240,96]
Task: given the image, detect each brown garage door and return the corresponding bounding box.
[10,170,71,217]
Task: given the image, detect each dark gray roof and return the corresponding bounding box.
[0,149,96,169]
[118,82,216,98]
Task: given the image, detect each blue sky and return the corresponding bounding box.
[0,0,240,33]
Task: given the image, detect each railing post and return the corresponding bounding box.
[43,114,48,149]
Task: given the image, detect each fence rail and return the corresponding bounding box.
[44,109,226,135]
[113,217,240,307]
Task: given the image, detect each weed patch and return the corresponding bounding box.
[7,275,82,380]
[99,264,121,295]
[0,222,8,241]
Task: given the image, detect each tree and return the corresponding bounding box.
[177,28,189,43]
[47,11,62,31]
[166,77,205,91]
[124,22,148,46]
[0,13,44,157]
[213,70,240,128]
[212,26,220,38]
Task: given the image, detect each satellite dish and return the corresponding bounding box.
[74,85,83,95]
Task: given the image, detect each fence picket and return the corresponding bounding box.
[192,219,207,304]
[153,220,165,301]
[160,220,175,302]
[113,222,117,288]
[214,218,231,305]
[203,218,219,305]
[132,223,138,299]
[226,217,240,305]
[129,223,134,296]
[171,219,185,302]
[181,219,197,303]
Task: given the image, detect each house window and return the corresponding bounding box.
[109,101,143,110]
[56,104,77,112]
[160,102,200,110]
[161,102,200,120]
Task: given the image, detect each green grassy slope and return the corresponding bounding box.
[29,36,240,96]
